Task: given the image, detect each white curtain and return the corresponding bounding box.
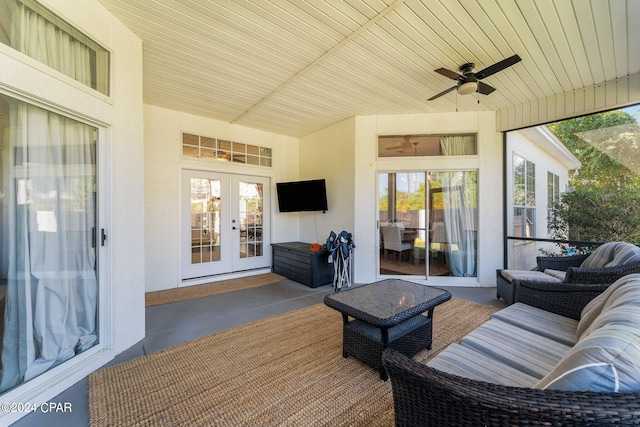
[439,135,476,155]
[1,2,97,393]
[440,172,477,277]
[10,0,94,88]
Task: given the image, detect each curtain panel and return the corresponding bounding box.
[440,171,477,277]
[439,135,476,155]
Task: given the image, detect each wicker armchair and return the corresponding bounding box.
[537,254,640,284]
[382,281,640,426]
[497,251,640,305]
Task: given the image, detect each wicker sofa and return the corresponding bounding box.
[497,241,640,305]
[382,276,640,426]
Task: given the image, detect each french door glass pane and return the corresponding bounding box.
[190,178,221,264]
[238,181,263,258]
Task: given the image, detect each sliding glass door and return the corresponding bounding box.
[0,94,100,394]
[378,170,477,278]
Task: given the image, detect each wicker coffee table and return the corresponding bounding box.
[324,279,451,380]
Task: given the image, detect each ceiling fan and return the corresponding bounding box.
[428,54,521,101]
[385,136,419,153]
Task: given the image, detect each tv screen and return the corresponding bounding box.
[276,179,328,212]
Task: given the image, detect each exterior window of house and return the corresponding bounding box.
[378,134,476,158]
[0,0,110,96]
[513,154,535,237]
[182,133,272,167]
[547,172,560,235]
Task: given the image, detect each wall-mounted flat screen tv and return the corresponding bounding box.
[276,179,328,212]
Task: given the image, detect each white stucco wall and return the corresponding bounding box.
[297,118,356,245]
[298,111,504,287]
[144,107,581,293]
[0,0,144,422]
[351,111,504,287]
[144,105,299,292]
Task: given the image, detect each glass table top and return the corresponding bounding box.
[324,279,451,325]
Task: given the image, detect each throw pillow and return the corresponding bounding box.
[542,362,618,392]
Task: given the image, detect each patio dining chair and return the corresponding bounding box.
[381,225,414,262]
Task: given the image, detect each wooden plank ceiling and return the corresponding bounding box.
[98,0,639,137]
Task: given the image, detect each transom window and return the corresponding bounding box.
[182,133,272,167]
[0,0,110,96]
[378,133,476,158]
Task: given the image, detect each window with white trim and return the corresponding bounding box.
[513,154,535,237]
[547,172,560,235]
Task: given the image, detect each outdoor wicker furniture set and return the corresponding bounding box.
[383,275,640,426]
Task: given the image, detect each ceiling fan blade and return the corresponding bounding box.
[474,54,521,79]
[477,81,496,95]
[428,86,457,101]
[434,68,462,80]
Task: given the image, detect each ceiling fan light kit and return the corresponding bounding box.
[429,54,521,100]
[458,80,478,95]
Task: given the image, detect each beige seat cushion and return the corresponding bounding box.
[500,269,561,283]
[543,269,566,281]
[491,302,578,347]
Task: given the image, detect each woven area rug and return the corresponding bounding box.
[145,273,285,307]
[89,298,499,426]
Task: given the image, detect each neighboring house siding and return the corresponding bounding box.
[505,129,576,270]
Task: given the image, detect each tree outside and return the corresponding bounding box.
[547,106,640,247]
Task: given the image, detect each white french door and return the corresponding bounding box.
[181,170,270,280]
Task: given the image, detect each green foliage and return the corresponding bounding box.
[549,189,640,245]
[548,110,640,190]
[379,181,427,212]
